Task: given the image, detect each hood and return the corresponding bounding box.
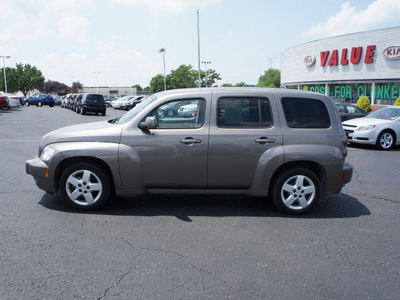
[342,117,393,127]
[40,120,123,149]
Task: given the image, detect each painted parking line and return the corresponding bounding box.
[0,139,40,142]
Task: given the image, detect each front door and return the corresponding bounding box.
[122,98,209,188]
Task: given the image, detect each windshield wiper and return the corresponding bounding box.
[108,117,120,124]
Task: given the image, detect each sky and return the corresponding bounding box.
[0,0,399,89]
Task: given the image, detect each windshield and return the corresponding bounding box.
[366,107,400,120]
[118,95,157,124]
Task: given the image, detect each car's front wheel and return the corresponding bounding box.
[271,168,321,214]
[37,101,42,107]
[376,130,394,150]
[59,162,112,210]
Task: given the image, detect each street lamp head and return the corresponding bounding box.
[158,48,166,53]
[0,55,11,58]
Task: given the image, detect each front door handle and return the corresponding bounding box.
[180,137,202,145]
[255,137,275,144]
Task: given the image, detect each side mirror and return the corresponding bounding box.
[139,116,156,131]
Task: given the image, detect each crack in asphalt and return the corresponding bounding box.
[347,191,399,204]
[98,241,265,299]
[141,246,265,299]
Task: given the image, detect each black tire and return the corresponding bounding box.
[167,110,174,117]
[271,168,321,215]
[101,110,106,116]
[81,108,86,115]
[76,106,81,113]
[49,104,54,107]
[59,162,112,210]
[376,130,395,150]
[26,102,30,107]
[37,101,42,107]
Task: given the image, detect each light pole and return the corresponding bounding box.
[93,71,100,93]
[201,61,211,87]
[158,48,166,91]
[1,55,11,93]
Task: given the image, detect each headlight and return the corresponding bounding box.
[40,146,55,161]
[357,124,376,131]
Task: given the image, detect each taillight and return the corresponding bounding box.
[42,97,47,100]
[84,101,87,105]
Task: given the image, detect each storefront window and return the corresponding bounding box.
[329,83,371,103]
[375,83,400,105]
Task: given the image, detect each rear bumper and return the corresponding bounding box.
[342,163,353,185]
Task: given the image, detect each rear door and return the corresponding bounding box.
[207,90,283,188]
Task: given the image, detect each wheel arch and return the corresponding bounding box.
[54,156,116,194]
[269,161,327,195]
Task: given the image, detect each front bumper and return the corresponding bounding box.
[26,157,56,193]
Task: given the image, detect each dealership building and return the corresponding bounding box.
[281,26,400,105]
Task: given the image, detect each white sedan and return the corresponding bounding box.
[342,107,400,150]
[0,93,20,108]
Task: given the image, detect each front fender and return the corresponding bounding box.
[48,142,121,190]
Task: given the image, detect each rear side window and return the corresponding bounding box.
[217,97,273,128]
[86,94,104,102]
[281,97,331,128]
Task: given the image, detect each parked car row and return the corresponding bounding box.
[0,92,23,110]
[61,93,107,115]
[110,95,147,110]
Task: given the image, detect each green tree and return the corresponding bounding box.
[168,64,198,89]
[16,63,45,96]
[222,83,233,87]
[0,67,19,93]
[132,84,143,92]
[150,74,167,93]
[199,69,221,87]
[257,68,281,88]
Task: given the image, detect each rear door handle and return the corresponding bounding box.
[180,137,202,145]
[255,137,275,144]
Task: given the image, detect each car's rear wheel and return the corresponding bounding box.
[271,168,320,214]
[167,110,174,117]
[376,130,394,150]
[81,108,86,115]
[59,162,111,210]
[37,101,42,107]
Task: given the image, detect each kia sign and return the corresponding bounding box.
[304,55,316,67]
[383,46,400,60]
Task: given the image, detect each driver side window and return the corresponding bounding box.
[151,99,205,129]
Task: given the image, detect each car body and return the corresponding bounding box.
[0,95,10,110]
[75,93,106,115]
[336,103,368,121]
[0,93,21,108]
[125,95,147,110]
[158,100,194,118]
[26,88,352,214]
[26,94,55,107]
[342,106,400,150]
[177,103,198,117]
[111,95,134,109]
[53,95,62,106]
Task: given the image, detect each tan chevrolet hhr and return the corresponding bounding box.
[26,88,353,214]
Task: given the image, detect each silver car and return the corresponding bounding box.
[26,88,353,214]
[342,107,400,150]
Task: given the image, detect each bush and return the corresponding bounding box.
[357,95,371,112]
[395,97,400,106]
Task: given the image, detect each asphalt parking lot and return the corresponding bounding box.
[1,105,399,299]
